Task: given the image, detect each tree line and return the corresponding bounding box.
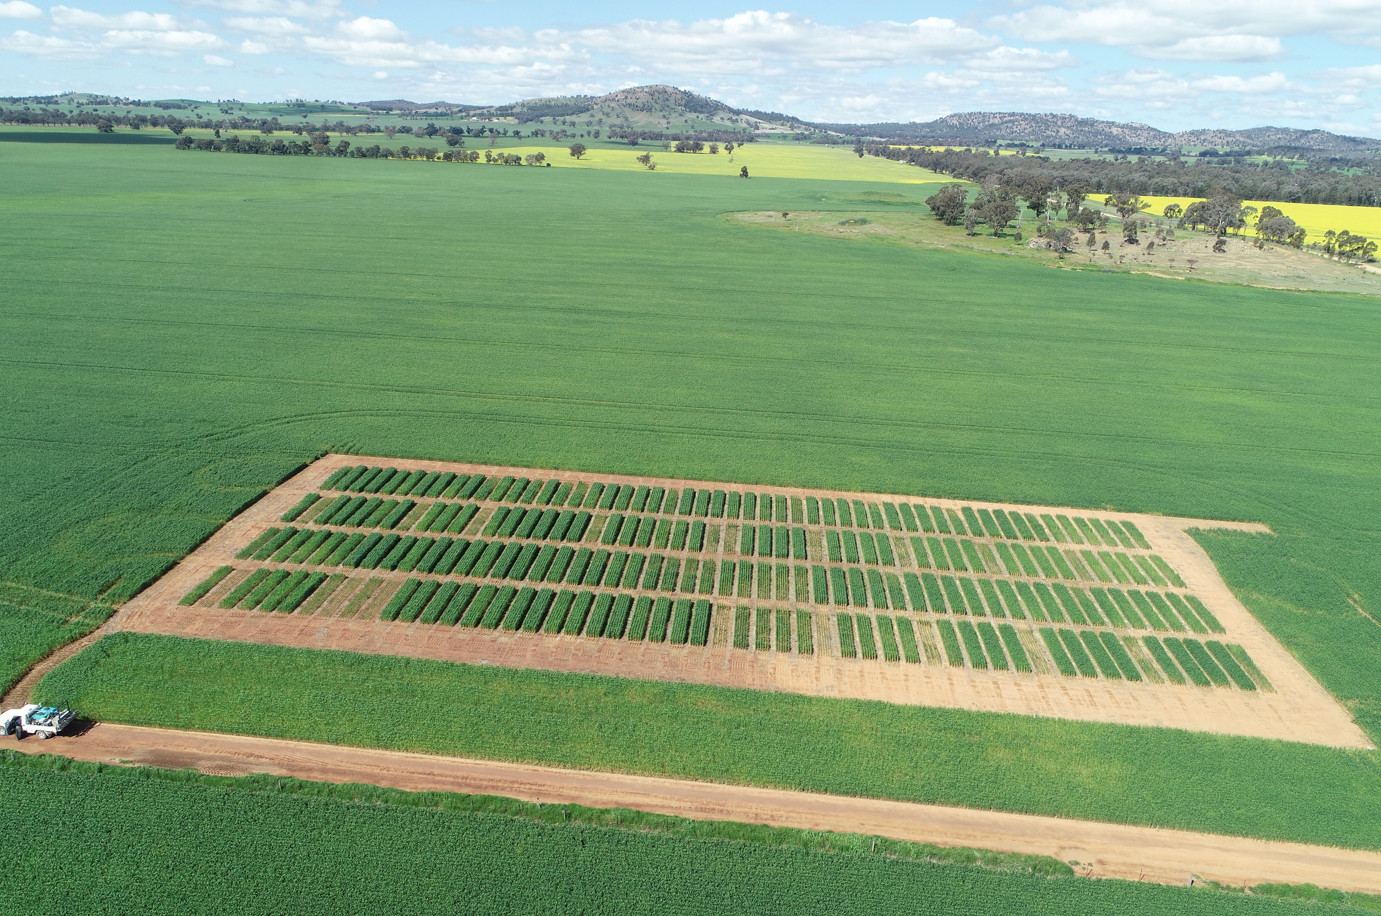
[869,144,1381,208]
[174,133,551,166]
[1,105,768,148]
[2,106,544,141]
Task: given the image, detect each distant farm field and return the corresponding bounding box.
[1138,195,1381,242]
[4,137,1381,850]
[492,142,939,181]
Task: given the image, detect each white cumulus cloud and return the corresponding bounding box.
[991,0,1381,59]
[101,28,225,54]
[50,6,182,30]
[1158,35,1282,62]
[0,1,41,19]
[223,15,307,35]
[0,28,99,57]
[176,0,343,20]
[1193,71,1291,94]
[337,15,404,42]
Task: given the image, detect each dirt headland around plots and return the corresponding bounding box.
[110,454,1370,749]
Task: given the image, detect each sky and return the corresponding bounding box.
[3,0,1381,134]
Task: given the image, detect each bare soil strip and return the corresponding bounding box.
[105,454,1368,748]
[16,722,1381,895]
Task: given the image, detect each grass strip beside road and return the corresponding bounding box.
[38,632,1381,851]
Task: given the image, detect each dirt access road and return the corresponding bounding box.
[17,722,1381,895]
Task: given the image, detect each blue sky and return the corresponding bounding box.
[3,0,1381,134]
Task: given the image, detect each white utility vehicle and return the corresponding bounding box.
[2,703,75,740]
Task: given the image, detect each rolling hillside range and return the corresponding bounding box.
[817,110,1381,153]
[5,85,1377,153]
[464,85,804,133]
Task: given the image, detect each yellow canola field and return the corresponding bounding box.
[1138,195,1381,243]
[502,142,945,183]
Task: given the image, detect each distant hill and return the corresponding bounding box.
[360,99,481,114]
[815,111,1380,154]
[464,85,802,134]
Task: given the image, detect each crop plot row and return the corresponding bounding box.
[598,514,708,552]
[237,527,747,599]
[700,559,1219,635]
[731,606,815,655]
[375,579,713,646]
[1033,627,1267,690]
[209,567,328,614]
[905,535,1183,588]
[811,611,1265,690]
[321,466,1150,553]
[285,492,1181,601]
[186,562,717,647]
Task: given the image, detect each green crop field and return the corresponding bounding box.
[9,753,1374,916]
[4,132,1381,887]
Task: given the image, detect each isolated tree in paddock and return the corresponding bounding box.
[1063,183,1088,218]
[740,166,749,178]
[924,184,969,226]
[981,195,1018,237]
[1019,176,1055,223]
[1163,203,1183,220]
[963,203,981,235]
[636,152,655,170]
[1237,205,1259,236]
[1104,192,1149,221]
[725,142,735,154]
[569,143,587,159]
[1258,215,1302,246]
[1180,193,1246,236]
[1332,230,1377,261]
